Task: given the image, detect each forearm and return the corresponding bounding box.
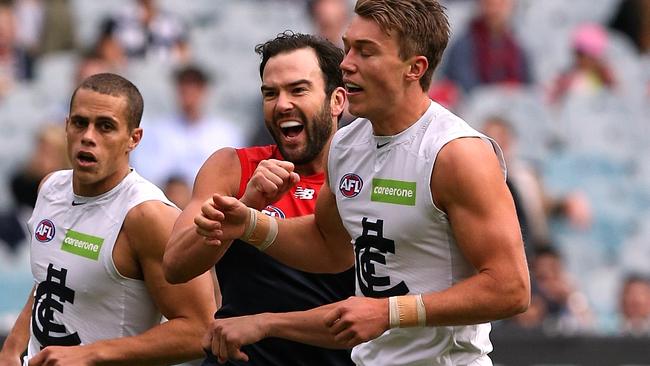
[263,304,347,349]
[164,226,231,284]
[0,291,33,359]
[262,215,353,273]
[88,316,205,366]
[422,270,529,326]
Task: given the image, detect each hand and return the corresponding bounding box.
[193,194,249,245]
[202,315,269,364]
[28,346,97,366]
[324,296,389,348]
[240,159,300,209]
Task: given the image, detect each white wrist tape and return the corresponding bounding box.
[240,207,278,251]
[388,294,427,328]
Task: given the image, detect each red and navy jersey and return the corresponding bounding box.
[209,145,355,366]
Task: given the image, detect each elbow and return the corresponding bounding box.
[503,275,531,317]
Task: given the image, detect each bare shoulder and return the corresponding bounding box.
[193,147,241,198]
[123,200,180,252]
[432,137,504,211]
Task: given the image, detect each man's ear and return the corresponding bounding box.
[405,55,429,82]
[330,86,347,117]
[128,128,143,152]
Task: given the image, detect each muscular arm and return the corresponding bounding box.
[263,181,354,273]
[423,137,530,325]
[163,148,242,284]
[0,288,34,365]
[30,202,217,366]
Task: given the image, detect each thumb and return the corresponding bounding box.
[212,194,239,210]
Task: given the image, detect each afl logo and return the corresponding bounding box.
[35,219,56,243]
[262,205,286,219]
[339,173,363,198]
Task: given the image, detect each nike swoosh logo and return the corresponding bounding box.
[376,142,390,149]
[71,201,87,206]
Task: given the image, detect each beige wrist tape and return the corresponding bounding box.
[240,207,278,251]
[388,294,426,328]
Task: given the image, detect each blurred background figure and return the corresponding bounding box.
[481,116,591,256]
[618,274,650,336]
[14,0,76,57]
[93,18,128,71]
[549,23,617,104]
[532,247,595,335]
[74,50,112,86]
[307,0,350,47]
[440,0,532,93]
[0,1,34,98]
[608,0,650,55]
[132,64,244,187]
[106,0,189,63]
[0,124,68,253]
[162,175,192,210]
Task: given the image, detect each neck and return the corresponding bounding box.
[73,164,131,197]
[292,135,334,177]
[370,92,431,136]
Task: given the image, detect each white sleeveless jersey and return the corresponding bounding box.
[328,101,506,366]
[26,169,174,357]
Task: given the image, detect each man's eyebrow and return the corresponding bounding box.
[342,37,380,48]
[261,79,313,91]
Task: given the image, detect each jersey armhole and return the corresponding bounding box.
[235,148,249,199]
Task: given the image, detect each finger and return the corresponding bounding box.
[27,353,43,366]
[218,330,229,364]
[194,215,221,232]
[289,172,300,185]
[270,159,295,172]
[212,194,241,211]
[211,326,225,364]
[323,307,342,328]
[201,201,223,220]
[226,339,249,362]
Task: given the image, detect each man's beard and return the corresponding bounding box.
[269,102,332,166]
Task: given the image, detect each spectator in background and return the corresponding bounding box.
[132,64,244,187]
[532,247,594,335]
[93,18,128,71]
[0,124,69,252]
[440,0,532,93]
[108,0,190,63]
[162,175,192,210]
[307,0,357,127]
[609,0,650,55]
[13,0,76,57]
[0,2,35,98]
[619,274,650,336]
[74,50,112,85]
[482,116,591,257]
[308,0,351,48]
[549,23,616,103]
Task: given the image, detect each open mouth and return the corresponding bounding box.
[345,82,363,94]
[280,121,304,138]
[77,151,97,164]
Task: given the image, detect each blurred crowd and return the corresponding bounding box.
[0,0,649,337]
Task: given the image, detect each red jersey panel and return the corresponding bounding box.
[236,145,324,218]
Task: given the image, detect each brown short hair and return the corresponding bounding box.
[70,73,144,130]
[354,0,450,90]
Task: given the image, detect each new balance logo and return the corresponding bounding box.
[294,187,315,200]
